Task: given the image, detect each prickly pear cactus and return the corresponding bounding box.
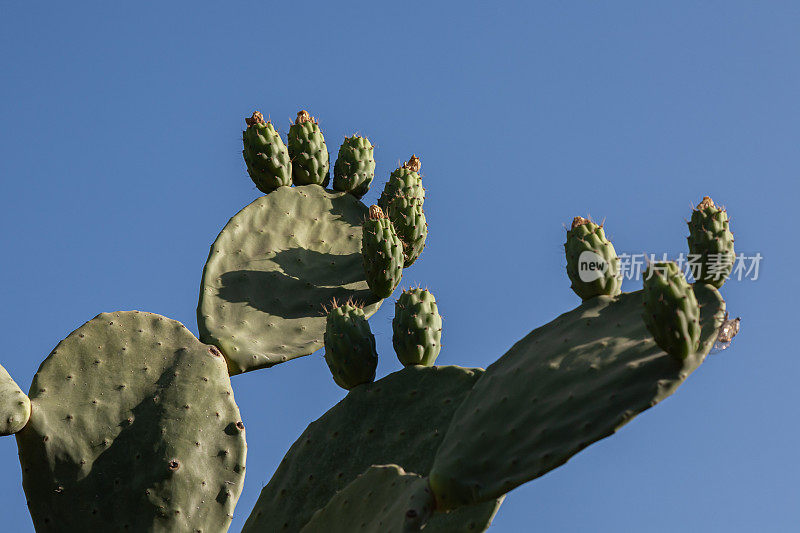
[687,196,735,288]
[385,195,428,267]
[333,135,375,199]
[15,311,247,532]
[378,156,425,211]
[198,185,383,374]
[392,288,442,367]
[323,300,378,389]
[643,261,702,360]
[428,283,725,510]
[362,205,404,298]
[241,365,503,533]
[300,465,434,533]
[288,110,330,187]
[564,216,622,300]
[0,364,30,436]
[242,111,292,193]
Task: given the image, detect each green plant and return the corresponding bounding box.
[0,108,735,532]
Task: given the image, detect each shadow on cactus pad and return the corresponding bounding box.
[198,185,383,375]
[242,365,503,532]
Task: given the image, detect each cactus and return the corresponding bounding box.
[378,155,425,210]
[241,365,503,532]
[288,110,330,186]
[392,287,442,367]
[323,300,379,389]
[385,195,428,267]
[643,261,702,360]
[15,311,246,531]
[687,196,735,288]
[0,364,30,436]
[564,216,622,300]
[242,111,292,193]
[2,104,742,533]
[300,465,434,533]
[362,205,404,298]
[333,135,375,198]
[198,185,383,374]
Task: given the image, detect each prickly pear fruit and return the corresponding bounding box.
[288,110,330,187]
[323,300,378,390]
[242,111,293,193]
[564,216,622,300]
[687,196,735,288]
[384,195,428,267]
[333,135,375,198]
[642,261,701,360]
[378,155,425,211]
[362,205,404,298]
[392,288,442,367]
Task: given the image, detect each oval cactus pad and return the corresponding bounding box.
[15,311,247,532]
[198,185,382,374]
[429,286,726,509]
[0,364,30,436]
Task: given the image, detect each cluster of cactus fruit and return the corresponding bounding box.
[0,107,739,532]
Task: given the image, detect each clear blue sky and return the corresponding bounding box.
[1,2,797,531]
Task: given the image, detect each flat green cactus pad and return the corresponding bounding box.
[0,364,30,436]
[198,184,383,374]
[16,311,247,532]
[300,464,434,533]
[429,285,726,509]
[242,365,503,533]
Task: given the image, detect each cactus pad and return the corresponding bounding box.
[15,311,247,532]
[300,465,434,533]
[0,364,30,436]
[241,365,503,533]
[429,286,726,510]
[198,185,383,374]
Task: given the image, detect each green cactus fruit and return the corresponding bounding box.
[0,363,30,436]
[288,110,330,187]
[333,135,375,199]
[198,185,383,374]
[428,284,725,511]
[642,261,702,360]
[385,195,428,267]
[15,311,247,532]
[323,300,378,390]
[392,288,442,367]
[564,216,622,300]
[378,155,425,211]
[300,465,434,533]
[241,365,503,533]
[242,111,293,193]
[362,205,404,298]
[687,196,735,288]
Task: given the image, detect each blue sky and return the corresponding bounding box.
[1,2,797,531]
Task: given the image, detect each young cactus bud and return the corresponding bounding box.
[323,300,378,390]
[333,135,375,199]
[362,206,404,298]
[642,261,702,360]
[288,110,330,187]
[687,196,735,288]
[392,288,442,367]
[384,196,427,267]
[378,155,425,211]
[242,111,293,193]
[564,217,622,300]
